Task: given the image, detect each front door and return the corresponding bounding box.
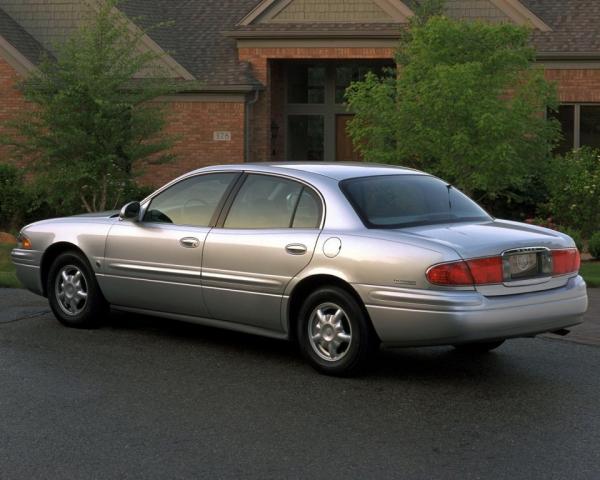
[100,172,239,317]
[336,114,362,161]
[202,173,323,332]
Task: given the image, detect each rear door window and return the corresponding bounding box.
[224,174,321,229]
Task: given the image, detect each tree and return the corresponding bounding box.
[345,10,559,204]
[545,148,600,239]
[3,0,180,213]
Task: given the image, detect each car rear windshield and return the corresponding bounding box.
[340,174,491,229]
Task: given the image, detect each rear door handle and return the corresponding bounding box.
[180,237,200,248]
[285,243,307,255]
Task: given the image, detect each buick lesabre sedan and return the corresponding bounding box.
[12,163,588,375]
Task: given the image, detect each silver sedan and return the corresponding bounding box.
[12,163,588,375]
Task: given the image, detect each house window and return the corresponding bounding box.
[287,64,325,104]
[288,115,324,161]
[550,104,600,154]
[283,60,394,161]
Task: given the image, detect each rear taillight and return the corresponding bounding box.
[426,261,474,286]
[466,257,504,284]
[426,248,580,286]
[552,248,580,276]
[426,257,503,286]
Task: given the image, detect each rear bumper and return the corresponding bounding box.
[357,276,588,347]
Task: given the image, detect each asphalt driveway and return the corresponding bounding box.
[0,288,599,479]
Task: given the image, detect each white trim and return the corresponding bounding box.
[155,93,249,103]
[86,0,196,80]
[260,0,294,22]
[0,35,36,76]
[236,38,399,48]
[489,0,552,32]
[373,0,414,21]
[574,104,581,149]
[238,0,280,26]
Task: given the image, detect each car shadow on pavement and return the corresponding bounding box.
[105,309,296,357]
[104,309,531,383]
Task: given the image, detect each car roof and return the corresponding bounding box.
[197,162,425,181]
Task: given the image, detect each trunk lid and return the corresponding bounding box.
[400,219,569,258]
[398,219,576,296]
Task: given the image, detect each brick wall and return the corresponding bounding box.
[138,100,246,187]
[545,69,600,103]
[0,57,29,167]
[0,55,246,188]
[238,46,396,162]
[3,46,600,190]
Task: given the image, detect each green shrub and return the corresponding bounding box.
[589,232,600,259]
[545,148,600,238]
[558,227,584,252]
[0,163,26,230]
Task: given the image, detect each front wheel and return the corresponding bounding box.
[47,251,108,328]
[297,286,378,376]
[453,340,505,354]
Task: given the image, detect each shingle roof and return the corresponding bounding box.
[523,0,600,55]
[0,1,599,88]
[0,7,50,65]
[117,0,260,87]
[118,0,600,88]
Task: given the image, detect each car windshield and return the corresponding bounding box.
[340,174,491,229]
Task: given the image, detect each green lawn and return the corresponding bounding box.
[0,243,21,288]
[0,243,599,289]
[580,261,600,288]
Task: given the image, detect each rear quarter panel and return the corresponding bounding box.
[285,229,467,301]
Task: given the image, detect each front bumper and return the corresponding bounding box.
[356,276,588,347]
[11,248,44,296]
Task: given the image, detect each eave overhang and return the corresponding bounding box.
[223,29,402,40]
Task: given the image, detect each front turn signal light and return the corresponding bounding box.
[17,234,32,250]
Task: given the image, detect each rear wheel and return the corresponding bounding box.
[47,251,108,328]
[453,340,505,354]
[297,286,378,376]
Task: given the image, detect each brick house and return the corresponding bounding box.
[0,0,598,186]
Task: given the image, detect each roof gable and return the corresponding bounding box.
[0,7,49,73]
[0,0,195,80]
[403,0,551,30]
[239,0,415,25]
[488,0,551,30]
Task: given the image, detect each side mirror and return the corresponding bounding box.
[119,201,141,222]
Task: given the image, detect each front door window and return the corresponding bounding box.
[288,115,325,161]
[283,61,393,162]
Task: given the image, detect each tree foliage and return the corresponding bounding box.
[545,147,600,239]
[3,0,181,213]
[346,12,559,203]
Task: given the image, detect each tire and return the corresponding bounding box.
[296,286,378,376]
[453,340,505,354]
[47,251,108,329]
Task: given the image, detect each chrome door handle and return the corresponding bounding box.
[180,237,200,248]
[285,243,307,255]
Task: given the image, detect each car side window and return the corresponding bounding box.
[292,188,321,228]
[143,173,237,227]
[224,174,320,229]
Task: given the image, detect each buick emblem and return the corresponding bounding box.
[516,255,531,270]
